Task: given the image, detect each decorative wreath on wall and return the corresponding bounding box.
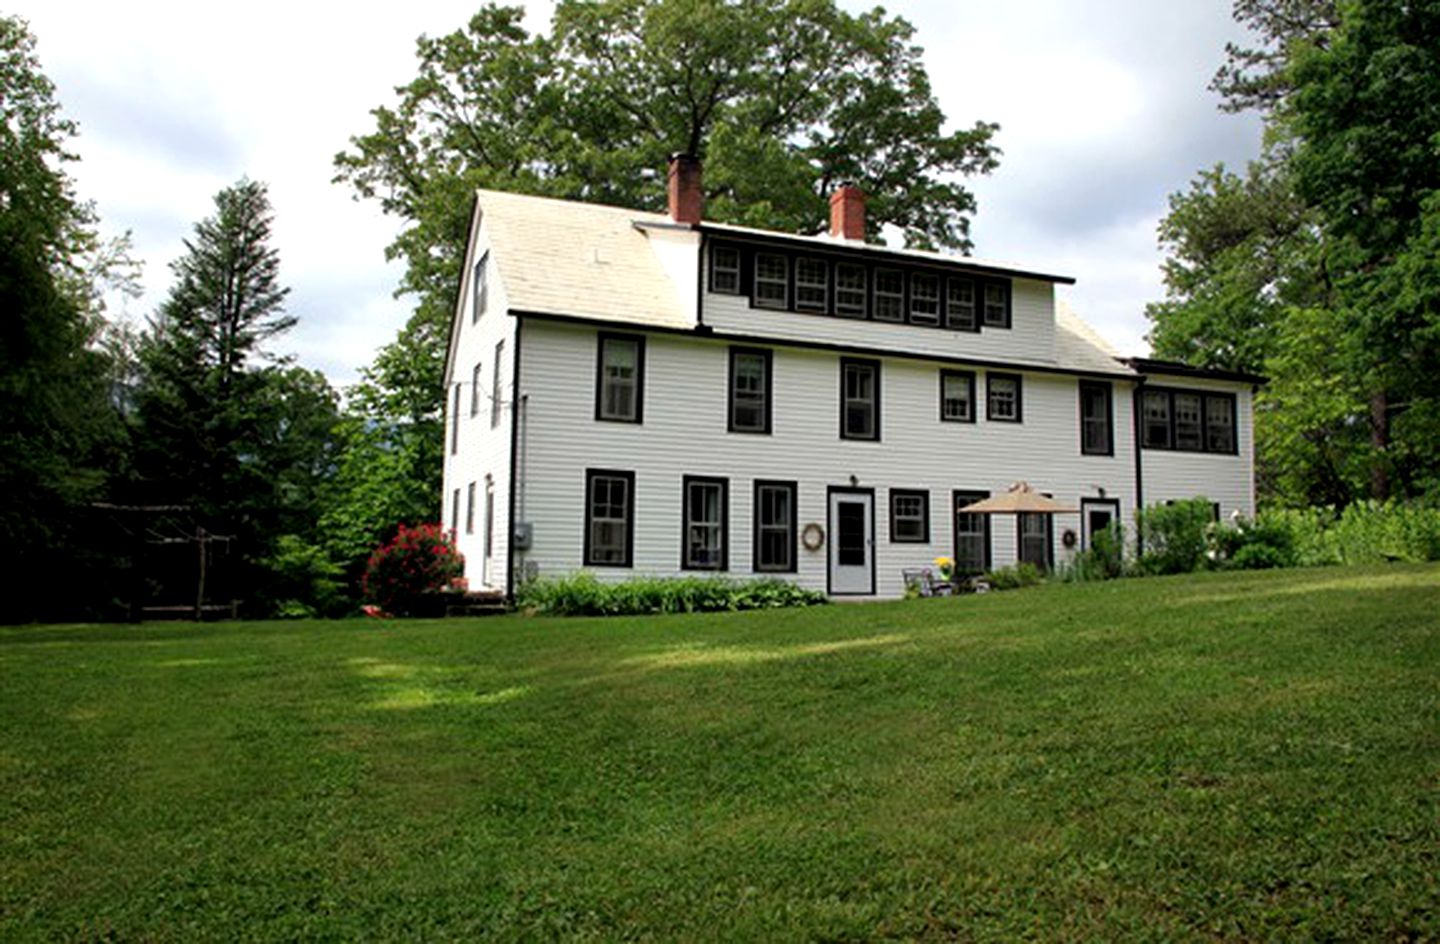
[801,522,825,551]
[1061,528,1078,549]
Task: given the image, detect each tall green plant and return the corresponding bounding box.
[1138,499,1216,576]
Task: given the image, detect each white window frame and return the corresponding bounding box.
[983,282,1009,327]
[794,257,828,313]
[874,269,904,322]
[835,263,867,318]
[754,252,788,310]
[710,244,741,294]
[909,273,940,325]
[946,278,976,330]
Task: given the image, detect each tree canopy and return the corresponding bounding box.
[1148,0,1440,506]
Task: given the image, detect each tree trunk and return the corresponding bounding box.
[1369,389,1390,500]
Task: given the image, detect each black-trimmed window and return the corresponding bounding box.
[466,481,476,534]
[1174,393,1203,451]
[983,282,1010,327]
[940,369,976,423]
[754,252,788,309]
[795,257,828,312]
[491,340,504,428]
[470,362,483,416]
[484,482,495,558]
[585,469,634,567]
[890,489,929,543]
[450,384,461,454]
[1141,387,1238,454]
[836,263,867,317]
[987,373,1022,423]
[1080,380,1113,455]
[753,480,797,573]
[953,491,991,576]
[728,347,771,434]
[1142,390,1171,448]
[595,332,644,423]
[472,251,488,323]
[1206,395,1236,453]
[450,488,460,537]
[1018,512,1053,571]
[946,277,976,330]
[682,475,728,570]
[910,273,940,325]
[840,357,880,441]
[710,244,741,294]
[874,269,904,322]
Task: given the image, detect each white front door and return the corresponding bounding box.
[829,490,874,595]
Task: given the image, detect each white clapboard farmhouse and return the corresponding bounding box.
[442,155,1260,599]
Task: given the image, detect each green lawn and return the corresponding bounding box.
[2,566,1437,940]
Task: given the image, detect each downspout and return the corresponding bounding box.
[505,316,524,603]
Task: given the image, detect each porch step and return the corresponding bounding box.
[445,591,508,618]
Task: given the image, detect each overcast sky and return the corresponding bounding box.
[18,0,1262,387]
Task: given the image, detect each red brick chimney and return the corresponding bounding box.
[667,153,703,225]
[829,184,867,241]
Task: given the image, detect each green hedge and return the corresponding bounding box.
[517,573,828,616]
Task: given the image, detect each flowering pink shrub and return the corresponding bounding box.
[361,523,465,616]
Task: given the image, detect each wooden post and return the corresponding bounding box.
[195,526,207,621]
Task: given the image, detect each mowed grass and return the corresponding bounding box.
[2,566,1437,941]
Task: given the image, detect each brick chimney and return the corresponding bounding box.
[829,184,867,241]
[667,152,703,225]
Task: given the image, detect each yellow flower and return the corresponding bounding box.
[933,556,954,568]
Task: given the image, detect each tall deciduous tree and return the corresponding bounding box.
[334,0,1000,526]
[1149,0,1440,506]
[0,15,132,620]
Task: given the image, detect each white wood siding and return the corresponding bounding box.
[513,319,1139,597]
[443,215,517,593]
[1139,375,1257,521]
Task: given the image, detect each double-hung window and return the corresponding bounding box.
[450,384,461,454]
[491,340,504,428]
[909,273,940,325]
[874,269,904,322]
[466,481,476,535]
[753,480,797,573]
[754,252,788,309]
[953,491,991,576]
[470,362,483,416]
[1079,381,1113,455]
[585,469,634,566]
[451,488,460,537]
[795,258,828,312]
[682,476,728,570]
[710,244,741,294]
[835,263,867,317]
[946,278,976,330]
[472,251,488,322]
[1018,512,1052,570]
[1142,390,1171,448]
[1174,393,1204,451]
[987,373,1022,423]
[983,282,1010,327]
[596,333,644,423]
[728,347,771,434]
[1205,395,1236,453]
[840,358,880,441]
[940,370,975,423]
[890,489,929,543]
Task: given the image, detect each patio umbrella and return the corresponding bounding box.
[956,481,1079,515]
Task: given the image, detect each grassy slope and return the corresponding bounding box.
[1,565,1436,941]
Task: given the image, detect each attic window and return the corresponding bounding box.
[754,252,788,309]
[795,257,828,312]
[835,263,867,318]
[874,269,904,322]
[946,278,976,330]
[909,273,940,325]
[983,282,1010,328]
[472,251,489,323]
[710,245,740,294]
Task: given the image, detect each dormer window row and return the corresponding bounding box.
[708,242,1012,331]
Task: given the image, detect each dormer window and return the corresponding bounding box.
[754,252,788,309]
[909,273,940,325]
[710,244,741,294]
[946,278,976,330]
[874,269,904,322]
[795,258,828,312]
[835,263,867,317]
[983,282,1010,327]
